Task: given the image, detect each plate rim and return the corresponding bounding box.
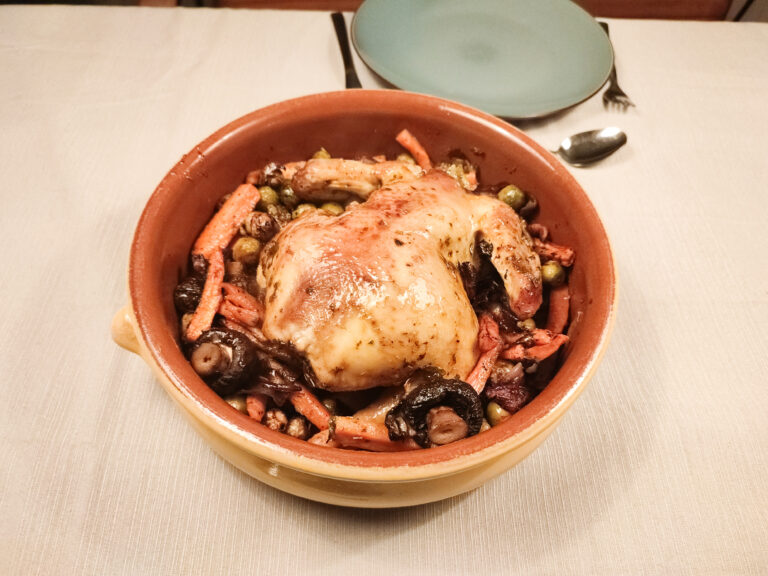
[350,0,615,120]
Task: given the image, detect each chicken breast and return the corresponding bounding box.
[257,170,541,391]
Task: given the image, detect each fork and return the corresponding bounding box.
[331,12,362,89]
[600,22,635,110]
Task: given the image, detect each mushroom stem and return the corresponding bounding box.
[385,369,484,447]
[289,385,331,430]
[426,406,469,445]
[190,342,229,377]
[331,417,421,452]
[354,387,406,424]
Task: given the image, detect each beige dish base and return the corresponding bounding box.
[112,304,580,508]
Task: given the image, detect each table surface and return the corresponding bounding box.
[1,5,767,575]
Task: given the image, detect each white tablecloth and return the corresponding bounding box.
[1,5,766,575]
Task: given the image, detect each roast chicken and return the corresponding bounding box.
[256,160,542,391]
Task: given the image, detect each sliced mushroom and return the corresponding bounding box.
[385,369,483,447]
[188,327,257,396]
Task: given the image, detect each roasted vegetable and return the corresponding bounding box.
[265,203,292,227]
[241,210,280,243]
[173,275,204,313]
[224,395,248,414]
[484,361,533,414]
[286,416,310,440]
[232,237,262,265]
[385,369,483,447]
[279,185,300,210]
[256,186,280,210]
[246,339,318,404]
[486,401,511,426]
[541,260,566,287]
[425,406,470,445]
[320,202,344,216]
[188,327,257,395]
[498,184,527,211]
[264,409,288,433]
[292,203,317,219]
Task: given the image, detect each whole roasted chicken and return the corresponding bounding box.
[255,159,542,391]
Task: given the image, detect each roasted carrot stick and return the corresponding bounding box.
[465,314,502,394]
[221,282,263,311]
[185,250,225,341]
[532,238,575,267]
[192,184,260,259]
[185,185,260,341]
[289,386,331,430]
[218,300,261,328]
[246,394,268,422]
[502,333,569,363]
[395,129,432,171]
[219,282,265,327]
[331,416,421,452]
[307,429,340,447]
[546,283,570,334]
[531,328,555,345]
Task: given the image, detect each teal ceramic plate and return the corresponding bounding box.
[351,0,613,119]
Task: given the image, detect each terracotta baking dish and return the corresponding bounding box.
[112,90,616,508]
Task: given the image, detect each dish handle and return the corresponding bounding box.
[111,305,141,355]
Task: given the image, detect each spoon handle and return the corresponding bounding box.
[331,13,363,89]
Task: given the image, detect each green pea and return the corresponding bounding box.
[312,147,331,159]
[486,401,511,427]
[224,395,248,414]
[279,185,300,209]
[321,397,339,415]
[232,237,262,265]
[320,202,344,216]
[518,318,536,332]
[257,186,279,210]
[498,184,527,212]
[541,260,566,287]
[292,203,317,219]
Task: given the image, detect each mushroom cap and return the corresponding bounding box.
[189,327,257,396]
[385,369,483,447]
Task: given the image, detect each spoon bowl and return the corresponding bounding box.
[554,127,627,166]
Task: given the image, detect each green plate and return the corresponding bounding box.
[351,0,613,119]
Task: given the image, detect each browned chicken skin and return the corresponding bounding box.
[257,168,541,391]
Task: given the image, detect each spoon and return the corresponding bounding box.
[553,127,627,166]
